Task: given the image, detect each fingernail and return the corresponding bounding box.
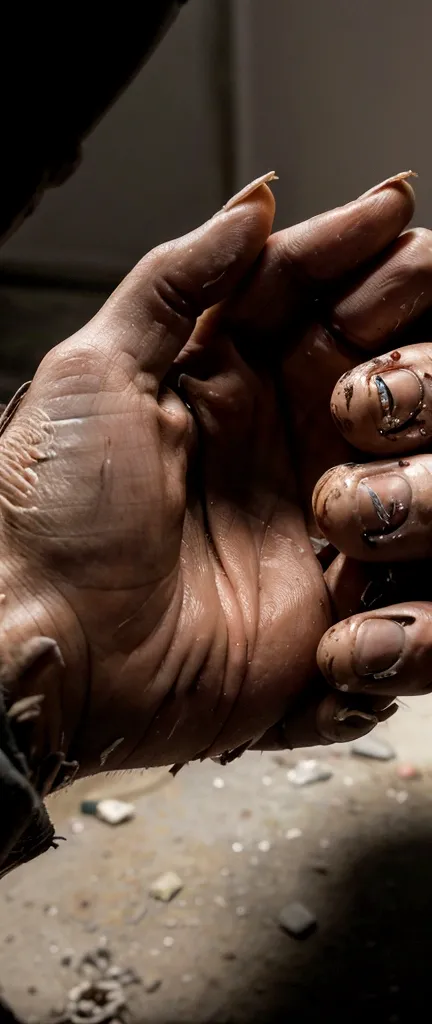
[357,473,411,538]
[223,171,278,211]
[358,170,417,199]
[316,694,378,743]
[373,370,423,434]
[353,618,405,678]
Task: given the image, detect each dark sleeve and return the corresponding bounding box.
[0,2,189,241]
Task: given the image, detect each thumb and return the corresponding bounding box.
[87,172,276,386]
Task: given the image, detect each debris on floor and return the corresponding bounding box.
[64,945,140,1023]
[287,759,333,787]
[278,901,317,939]
[350,735,396,761]
[65,978,126,1024]
[397,762,421,780]
[143,976,162,994]
[285,828,302,841]
[149,871,184,902]
[80,800,135,826]
[386,788,409,804]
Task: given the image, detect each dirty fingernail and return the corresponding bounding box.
[223,171,278,211]
[374,370,423,434]
[357,473,411,537]
[353,618,405,678]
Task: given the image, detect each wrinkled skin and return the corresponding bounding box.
[0,173,420,777]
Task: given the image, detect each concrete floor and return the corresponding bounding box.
[0,702,432,1024]
[1,282,432,1024]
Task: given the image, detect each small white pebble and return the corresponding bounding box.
[287,759,333,787]
[343,776,354,787]
[71,820,84,835]
[46,905,58,917]
[163,936,174,948]
[214,895,227,908]
[213,777,225,789]
[395,790,408,804]
[286,828,302,841]
[236,906,247,917]
[232,842,243,853]
[262,775,273,786]
[49,945,59,955]
[258,840,271,853]
[319,838,330,850]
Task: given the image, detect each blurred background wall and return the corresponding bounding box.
[0,0,430,402]
[2,0,432,286]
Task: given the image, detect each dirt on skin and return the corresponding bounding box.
[0,700,430,1024]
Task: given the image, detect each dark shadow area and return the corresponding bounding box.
[246,832,432,1023]
[0,1000,23,1024]
[199,819,432,1024]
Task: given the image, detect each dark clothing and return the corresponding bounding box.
[0,2,188,242]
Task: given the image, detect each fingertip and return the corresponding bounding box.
[318,602,432,698]
[331,348,430,456]
[221,178,276,239]
[349,174,415,237]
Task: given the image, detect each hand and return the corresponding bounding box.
[0,173,414,779]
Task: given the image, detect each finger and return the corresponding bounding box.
[222,172,415,340]
[318,602,432,697]
[87,172,276,385]
[325,553,376,619]
[313,454,432,561]
[330,341,432,455]
[252,688,396,748]
[333,227,432,351]
[281,323,356,531]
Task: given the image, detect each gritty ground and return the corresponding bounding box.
[1,702,432,1024]
[0,282,432,1024]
